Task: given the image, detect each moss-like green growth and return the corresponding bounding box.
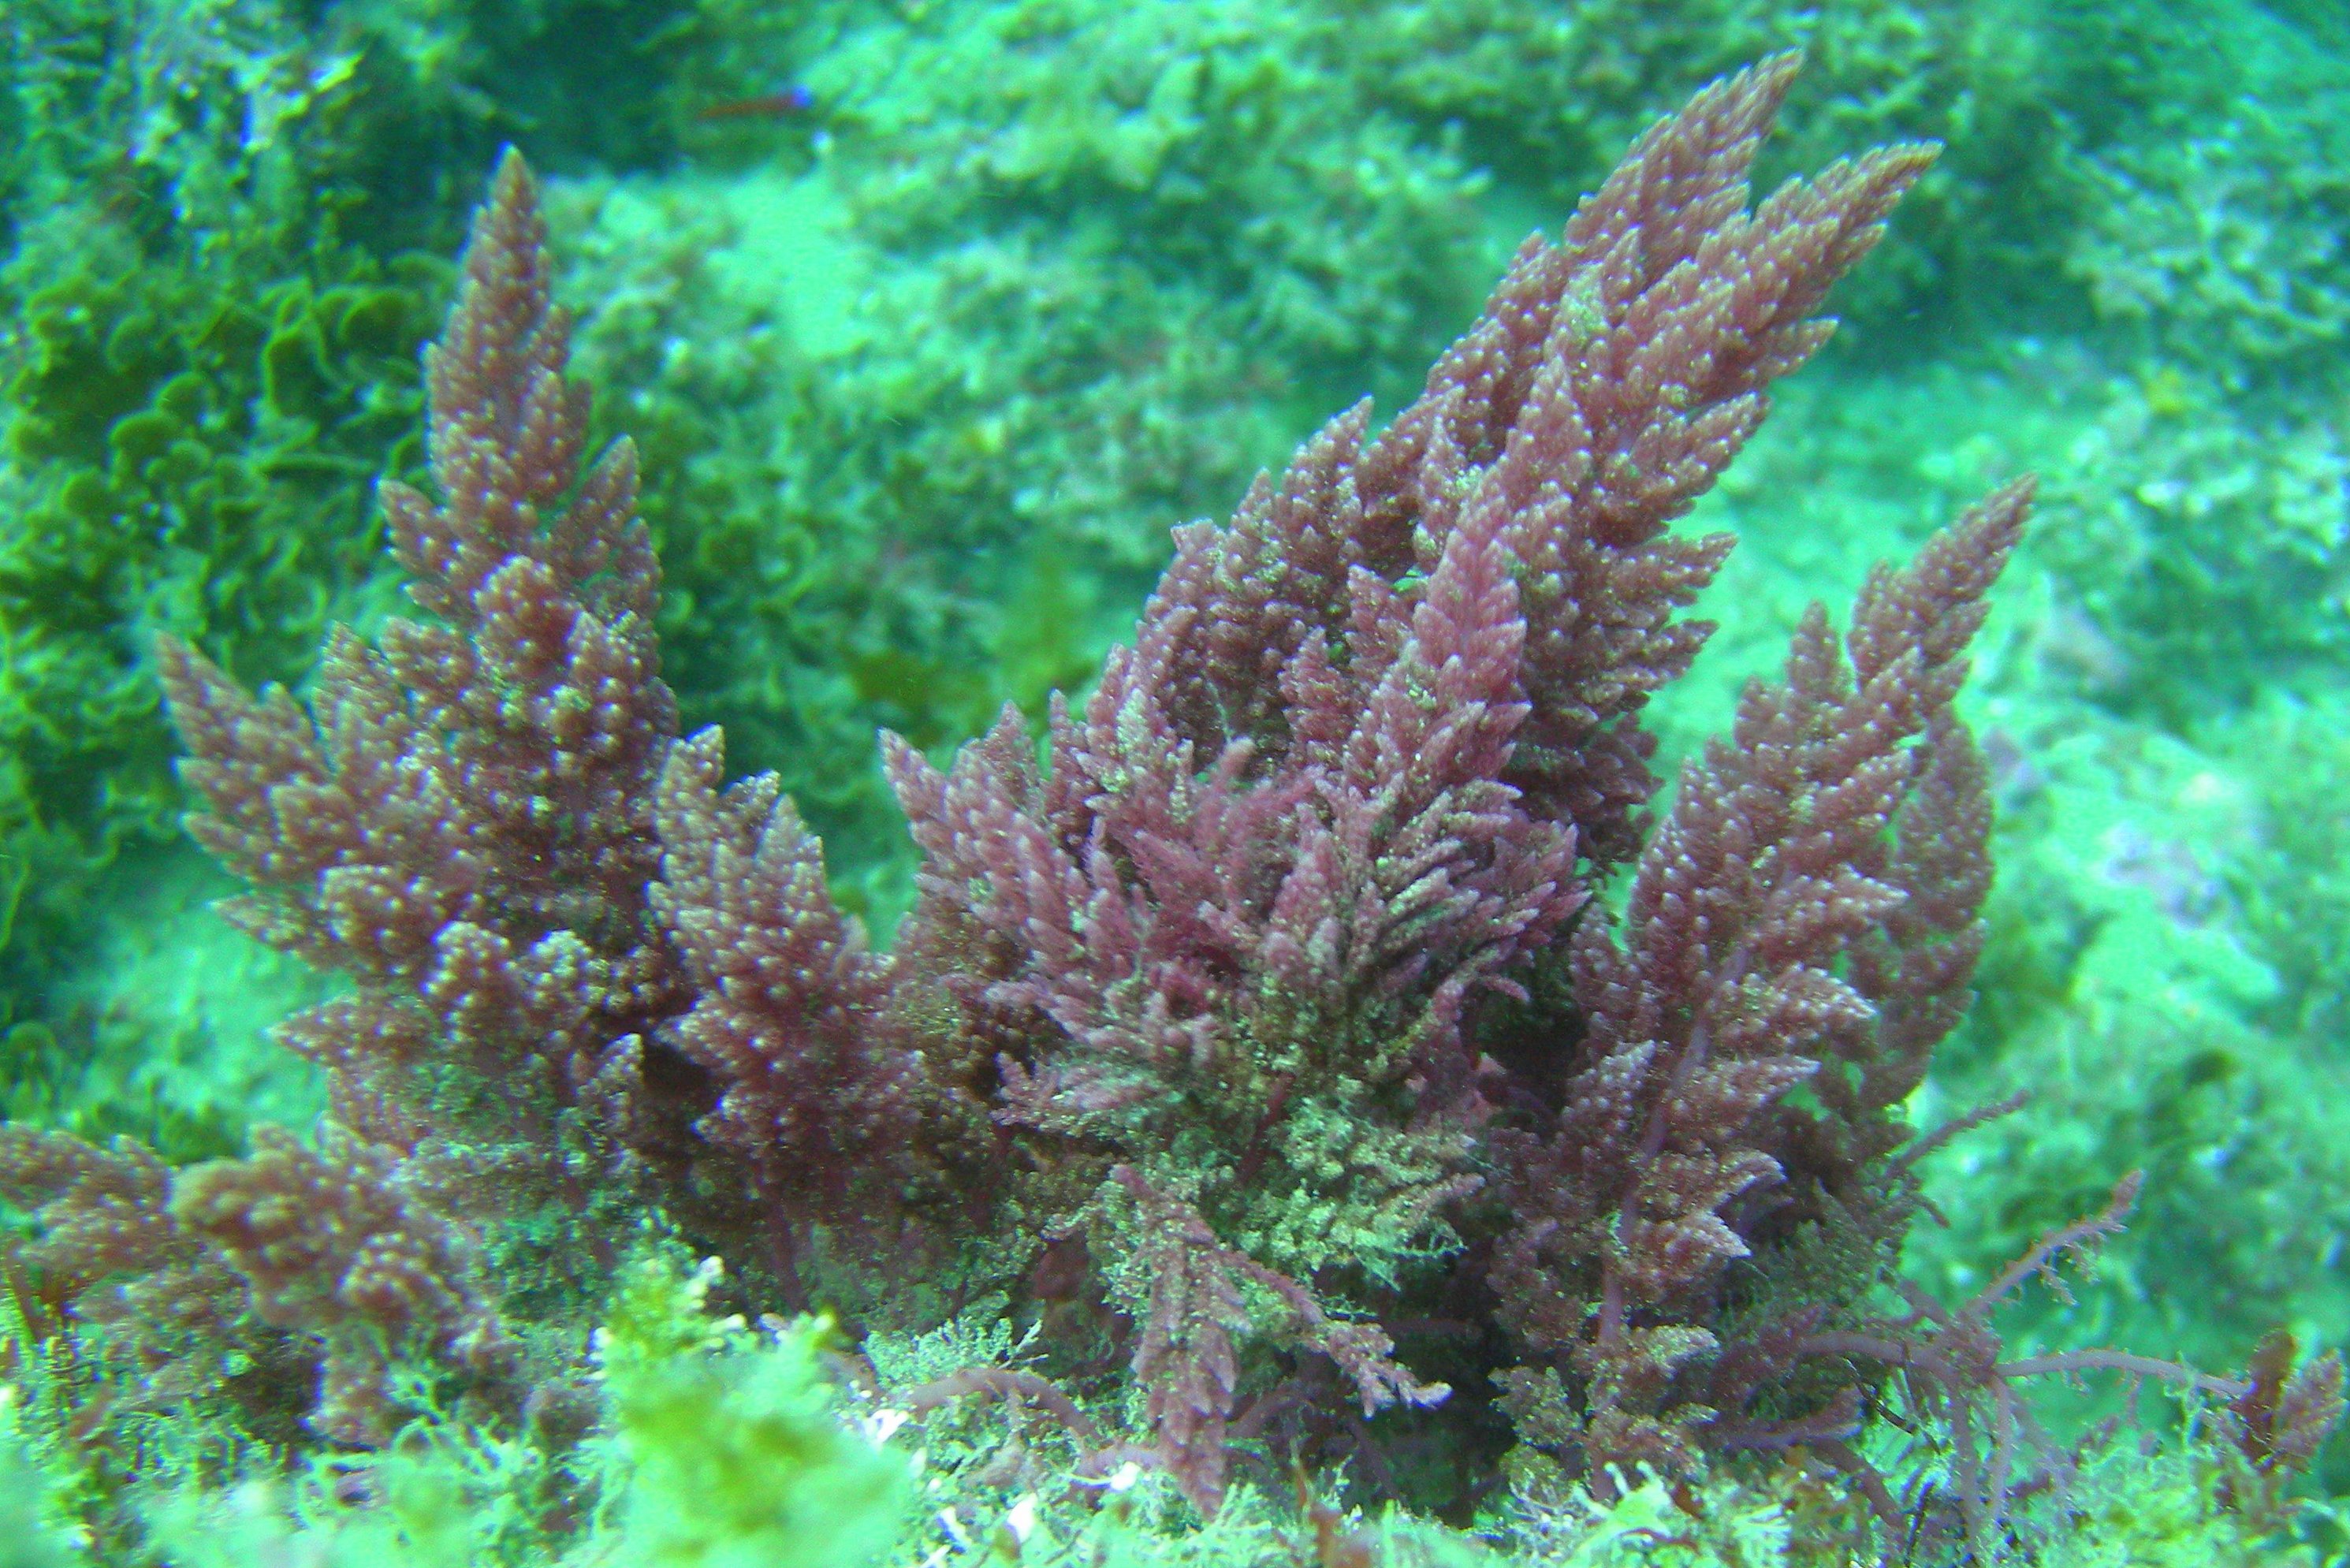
[2033,375,2348,727]
[595,1253,914,1568]
[0,1388,80,1568]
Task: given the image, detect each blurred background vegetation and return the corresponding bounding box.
[1,0,2344,1524]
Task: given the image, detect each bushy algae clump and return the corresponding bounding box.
[0,50,2341,1568]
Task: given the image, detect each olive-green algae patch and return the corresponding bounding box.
[0,240,441,1048]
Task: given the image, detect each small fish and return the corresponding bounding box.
[693,83,816,123]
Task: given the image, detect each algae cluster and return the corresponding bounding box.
[2,0,2347,1562]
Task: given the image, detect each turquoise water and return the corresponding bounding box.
[0,3,2344,1562]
